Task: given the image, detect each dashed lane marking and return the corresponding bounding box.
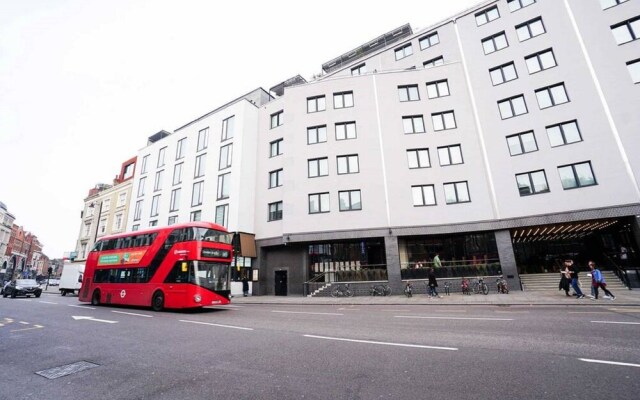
[304,334,458,351]
[395,316,514,321]
[68,304,96,310]
[590,321,640,325]
[579,358,640,368]
[111,311,152,318]
[271,310,344,316]
[179,320,253,331]
[39,301,58,305]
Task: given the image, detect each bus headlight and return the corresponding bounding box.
[194,294,202,303]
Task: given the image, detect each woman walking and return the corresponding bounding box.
[589,261,615,300]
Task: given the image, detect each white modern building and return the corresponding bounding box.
[125,0,640,295]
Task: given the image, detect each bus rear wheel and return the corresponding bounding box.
[151,291,164,312]
[91,290,101,306]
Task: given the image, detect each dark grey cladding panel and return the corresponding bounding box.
[255,204,640,246]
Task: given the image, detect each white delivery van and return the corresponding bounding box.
[59,263,84,296]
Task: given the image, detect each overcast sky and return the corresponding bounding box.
[0,0,481,258]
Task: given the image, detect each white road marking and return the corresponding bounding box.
[39,301,58,305]
[68,304,96,310]
[179,319,253,331]
[579,358,640,368]
[11,325,44,333]
[72,316,118,324]
[111,310,152,318]
[591,321,640,325]
[19,321,29,325]
[304,334,458,351]
[222,305,245,308]
[271,310,344,316]
[395,316,514,321]
[608,308,640,313]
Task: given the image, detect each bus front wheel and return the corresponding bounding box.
[91,290,101,306]
[151,291,164,312]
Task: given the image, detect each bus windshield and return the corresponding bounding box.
[195,261,230,291]
[194,228,233,244]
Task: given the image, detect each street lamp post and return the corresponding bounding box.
[90,201,104,248]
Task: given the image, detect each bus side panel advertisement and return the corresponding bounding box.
[98,250,147,266]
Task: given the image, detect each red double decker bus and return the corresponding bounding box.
[79,222,233,311]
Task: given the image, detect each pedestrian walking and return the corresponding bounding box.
[566,259,585,299]
[427,268,442,298]
[242,275,249,297]
[559,262,571,297]
[589,261,615,300]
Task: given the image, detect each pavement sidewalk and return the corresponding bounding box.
[229,290,640,306]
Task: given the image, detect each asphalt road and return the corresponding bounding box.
[1,293,639,400]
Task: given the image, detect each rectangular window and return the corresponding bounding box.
[333,91,354,109]
[217,173,230,199]
[194,153,207,178]
[157,147,166,168]
[309,192,330,214]
[197,127,209,151]
[268,202,283,221]
[412,185,436,206]
[269,169,283,188]
[339,190,362,211]
[102,199,111,212]
[215,204,229,227]
[498,95,528,119]
[351,63,366,76]
[426,80,450,98]
[154,170,164,191]
[398,85,420,102]
[307,125,327,144]
[307,96,326,113]
[558,162,597,189]
[219,144,232,170]
[431,111,457,131]
[271,111,283,128]
[176,138,186,160]
[516,170,549,196]
[336,122,357,140]
[407,148,431,169]
[535,83,569,109]
[627,59,640,83]
[444,181,471,204]
[173,163,183,186]
[395,43,413,60]
[546,120,582,147]
[190,210,201,222]
[490,62,518,85]
[476,6,500,26]
[134,200,143,221]
[150,195,160,217]
[113,213,123,231]
[192,181,204,206]
[168,216,178,225]
[508,0,536,12]
[419,32,439,50]
[601,0,629,10]
[423,56,444,68]
[117,192,127,207]
[482,31,508,54]
[141,155,149,174]
[308,158,329,178]
[132,224,139,232]
[516,17,546,42]
[221,116,234,141]
[437,145,463,166]
[525,48,557,74]
[507,131,538,155]
[270,139,283,157]
[403,115,426,134]
[611,17,640,45]
[337,154,359,174]
[170,188,180,212]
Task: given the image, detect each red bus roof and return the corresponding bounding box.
[96,221,229,241]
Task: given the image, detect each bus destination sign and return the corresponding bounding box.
[201,248,230,259]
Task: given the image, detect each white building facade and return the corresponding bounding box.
[121,0,640,295]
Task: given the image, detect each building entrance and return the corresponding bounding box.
[275,270,288,296]
[511,217,637,274]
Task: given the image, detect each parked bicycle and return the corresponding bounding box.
[331,283,354,297]
[370,284,391,296]
[496,276,509,294]
[472,277,489,295]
